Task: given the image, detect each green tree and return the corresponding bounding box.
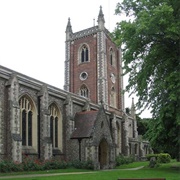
[112,0,180,159]
[136,115,149,136]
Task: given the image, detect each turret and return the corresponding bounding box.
[97,6,105,30]
[131,98,138,138]
[131,98,136,119]
[65,18,73,40]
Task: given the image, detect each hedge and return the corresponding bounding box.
[0,158,93,173]
[146,153,171,163]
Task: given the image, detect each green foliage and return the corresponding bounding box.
[144,117,179,159]
[42,160,68,170]
[116,154,134,166]
[0,161,180,180]
[116,161,148,169]
[0,157,93,173]
[146,154,158,161]
[146,153,171,163]
[136,115,149,136]
[147,153,171,168]
[113,0,180,159]
[23,158,43,171]
[71,160,94,170]
[0,161,23,173]
[157,153,171,163]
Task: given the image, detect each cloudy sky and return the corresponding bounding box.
[0,0,151,118]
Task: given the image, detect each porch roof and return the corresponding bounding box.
[71,110,98,139]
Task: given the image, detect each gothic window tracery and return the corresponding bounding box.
[49,103,62,149]
[19,95,36,147]
[79,44,89,63]
[79,84,89,98]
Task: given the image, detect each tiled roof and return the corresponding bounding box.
[71,110,98,139]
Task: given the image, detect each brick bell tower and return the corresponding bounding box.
[64,6,124,112]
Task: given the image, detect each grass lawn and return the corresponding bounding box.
[0,161,179,180]
[116,161,148,169]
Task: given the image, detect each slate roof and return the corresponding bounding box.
[71,110,98,139]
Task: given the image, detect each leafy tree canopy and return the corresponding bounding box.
[112,0,180,159]
[136,115,149,136]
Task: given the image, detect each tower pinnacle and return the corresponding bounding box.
[97,6,105,30]
[131,98,136,118]
[66,18,73,40]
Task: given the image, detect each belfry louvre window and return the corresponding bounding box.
[19,96,34,146]
[110,48,115,66]
[81,45,89,63]
[80,84,89,98]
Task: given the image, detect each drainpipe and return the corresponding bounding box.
[78,138,82,161]
[38,96,41,159]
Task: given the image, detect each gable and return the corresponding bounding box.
[92,106,113,145]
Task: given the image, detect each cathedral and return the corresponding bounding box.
[0,7,150,169]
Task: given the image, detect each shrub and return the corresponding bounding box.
[10,161,23,172]
[43,160,68,170]
[0,161,23,172]
[71,160,93,170]
[23,159,41,171]
[0,161,11,173]
[57,160,68,169]
[157,153,171,163]
[146,154,158,161]
[0,158,93,173]
[116,154,134,166]
[146,153,171,163]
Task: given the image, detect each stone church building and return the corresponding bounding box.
[0,7,150,169]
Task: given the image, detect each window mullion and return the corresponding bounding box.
[26,111,28,146]
[53,118,55,148]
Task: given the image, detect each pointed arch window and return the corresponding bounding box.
[80,44,89,63]
[22,110,26,146]
[49,104,62,149]
[28,111,32,146]
[19,96,36,147]
[80,84,89,98]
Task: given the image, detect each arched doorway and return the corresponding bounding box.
[98,139,109,169]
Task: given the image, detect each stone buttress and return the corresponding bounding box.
[38,84,52,160]
[5,73,22,162]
